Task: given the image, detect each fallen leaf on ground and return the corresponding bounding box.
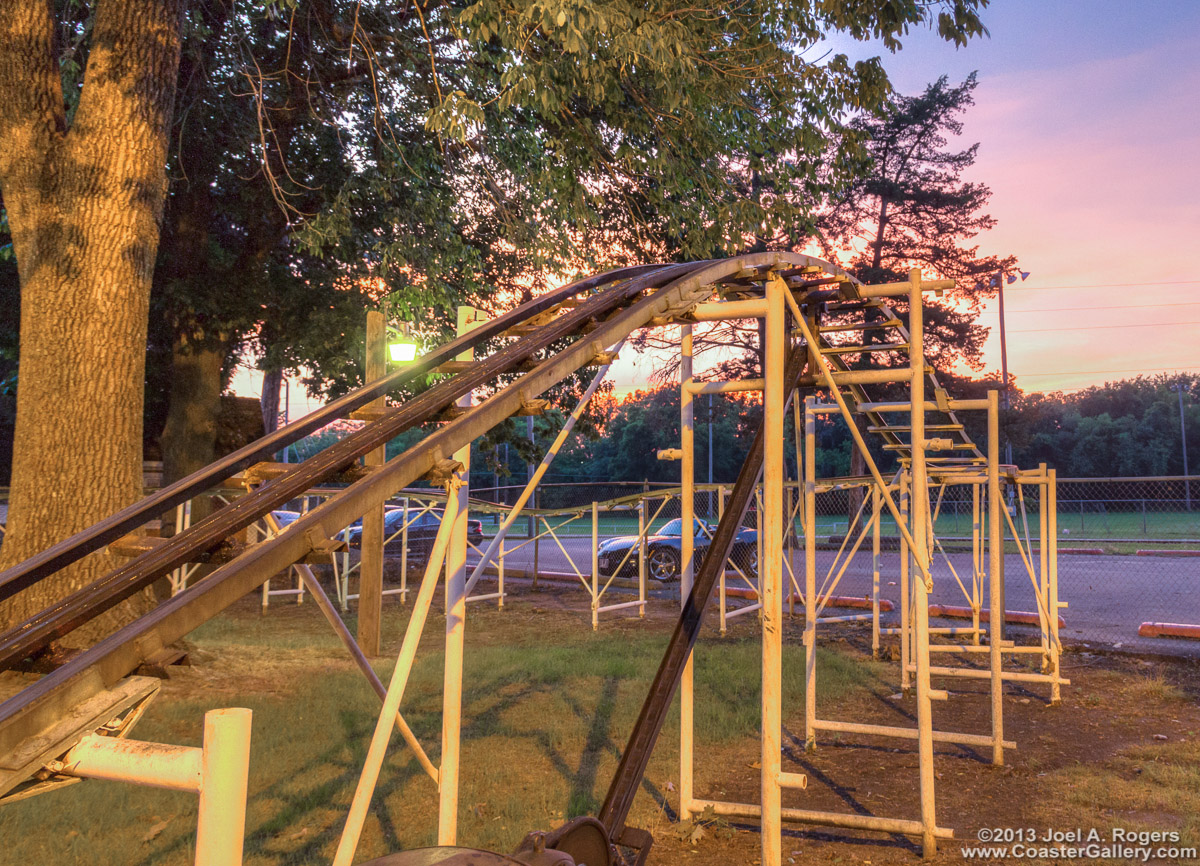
[142,819,170,844]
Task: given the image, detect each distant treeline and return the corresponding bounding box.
[465,373,1200,487]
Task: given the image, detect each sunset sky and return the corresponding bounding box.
[607,1,1200,396]
[239,1,1200,414]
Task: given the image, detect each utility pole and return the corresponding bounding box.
[996,272,1013,467]
[1175,383,1192,510]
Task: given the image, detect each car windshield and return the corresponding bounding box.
[658,518,709,537]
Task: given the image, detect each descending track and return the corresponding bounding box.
[0,253,988,824]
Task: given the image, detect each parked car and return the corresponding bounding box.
[347,508,484,561]
[597,517,758,582]
[269,510,302,530]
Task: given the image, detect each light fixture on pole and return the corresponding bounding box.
[387,323,419,363]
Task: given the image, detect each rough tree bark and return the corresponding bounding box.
[0,0,186,641]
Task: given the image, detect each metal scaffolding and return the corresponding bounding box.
[0,255,1065,866]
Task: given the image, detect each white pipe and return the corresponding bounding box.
[57,735,202,793]
[858,278,954,297]
[685,378,764,394]
[690,298,769,320]
[195,708,253,866]
[57,708,253,866]
[691,798,955,839]
[333,494,459,866]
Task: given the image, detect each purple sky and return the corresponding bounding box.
[862,1,1200,393]
[609,2,1200,395]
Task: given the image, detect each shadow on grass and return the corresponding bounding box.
[2,629,877,865]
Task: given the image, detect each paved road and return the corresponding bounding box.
[466,533,1200,656]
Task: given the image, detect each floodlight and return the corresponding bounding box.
[388,338,418,363]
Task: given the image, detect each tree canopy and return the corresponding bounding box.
[635,72,1018,384]
[0,0,994,634]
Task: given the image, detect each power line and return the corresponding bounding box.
[1018,364,1200,379]
[1005,300,1200,314]
[1005,279,1199,292]
[1010,319,1200,334]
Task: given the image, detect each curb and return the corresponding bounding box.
[928,603,1065,629]
[1138,622,1200,640]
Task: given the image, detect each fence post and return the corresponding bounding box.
[592,500,600,631]
[532,488,540,590]
[400,498,409,604]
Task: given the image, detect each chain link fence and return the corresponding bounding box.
[2,476,1197,653]
[468,477,1200,654]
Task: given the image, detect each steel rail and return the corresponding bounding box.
[0,265,660,605]
[597,340,810,843]
[0,253,773,766]
[0,264,695,670]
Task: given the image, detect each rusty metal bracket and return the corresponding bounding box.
[423,457,465,485]
[515,395,550,416]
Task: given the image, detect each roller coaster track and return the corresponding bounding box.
[0,253,987,815]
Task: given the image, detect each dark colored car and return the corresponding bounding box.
[270,510,302,530]
[347,508,484,561]
[597,517,758,582]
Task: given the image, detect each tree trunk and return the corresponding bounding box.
[0,0,185,642]
[161,334,228,487]
[261,367,283,435]
[155,333,226,599]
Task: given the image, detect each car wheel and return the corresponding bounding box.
[734,546,758,578]
[647,547,681,582]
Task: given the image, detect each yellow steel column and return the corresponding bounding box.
[972,483,982,645]
[987,390,1005,765]
[787,484,796,619]
[900,470,911,692]
[718,486,727,635]
[872,485,882,658]
[1048,468,1061,704]
[638,500,646,618]
[359,310,386,657]
[400,499,410,604]
[335,497,459,866]
[1038,463,1050,664]
[592,500,600,631]
[438,305,479,845]
[909,268,937,858]
[679,323,695,820]
[803,397,817,751]
[761,275,786,866]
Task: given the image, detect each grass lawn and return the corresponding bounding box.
[0,599,875,866]
[5,591,1200,866]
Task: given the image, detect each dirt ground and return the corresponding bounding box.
[159,579,1200,866]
